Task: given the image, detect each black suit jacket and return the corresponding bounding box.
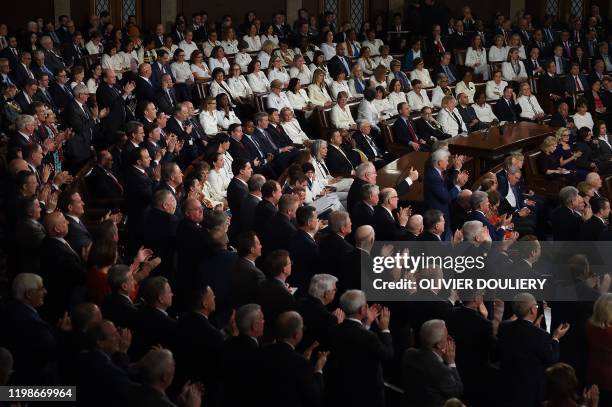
[353,130,387,160]
[347,178,368,213]
[318,231,354,277]
[227,177,249,219]
[253,199,278,238]
[135,76,156,103]
[65,100,96,166]
[255,341,324,407]
[551,206,583,241]
[38,237,86,322]
[579,216,607,241]
[231,257,266,307]
[498,319,560,406]
[564,73,589,94]
[524,57,544,77]
[142,208,179,278]
[414,117,450,141]
[350,200,375,230]
[493,97,521,122]
[155,88,178,115]
[448,32,470,50]
[65,216,92,253]
[549,111,574,128]
[221,335,260,407]
[539,72,565,98]
[123,166,155,222]
[373,205,411,241]
[14,91,33,114]
[392,116,421,147]
[255,278,296,339]
[402,347,464,407]
[10,63,34,89]
[62,42,88,67]
[261,212,298,254]
[288,229,321,293]
[325,144,354,177]
[327,55,352,78]
[175,219,214,306]
[48,81,72,111]
[101,292,138,328]
[130,305,177,360]
[327,319,393,407]
[238,194,261,233]
[294,295,338,350]
[96,83,128,134]
[267,123,294,148]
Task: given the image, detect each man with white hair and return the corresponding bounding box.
[39,35,66,74]
[295,273,344,350]
[461,220,491,245]
[402,319,463,406]
[407,213,424,239]
[353,119,395,168]
[328,289,392,407]
[466,190,511,241]
[9,114,37,152]
[319,210,354,275]
[373,187,413,241]
[551,186,590,241]
[350,183,379,230]
[585,171,603,197]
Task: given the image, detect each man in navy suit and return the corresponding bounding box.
[423,149,468,239]
[497,166,537,235]
[353,120,395,168]
[96,69,135,135]
[150,50,174,92]
[10,51,35,89]
[60,190,93,253]
[493,86,522,123]
[227,158,252,222]
[393,102,431,151]
[433,52,459,85]
[327,42,352,79]
[135,63,156,104]
[288,205,322,294]
[466,191,512,241]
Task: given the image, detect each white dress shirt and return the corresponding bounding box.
[488,45,509,62]
[320,43,336,61]
[267,68,290,84]
[517,95,544,119]
[431,86,449,107]
[266,91,293,111]
[357,57,377,75]
[330,104,356,129]
[485,80,508,100]
[178,40,199,59]
[330,80,352,100]
[260,34,279,45]
[281,119,310,144]
[209,57,231,74]
[247,72,270,93]
[191,63,212,79]
[362,39,384,55]
[388,91,408,110]
[257,51,271,69]
[234,52,252,73]
[377,55,394,69]
[170,61,194,83]
[227,76,253,97]
[199,110,219,134]
[407,89,433,111]
[410,68,434,88]
[208,168,231,199]
[357,99,381,131]
[573,112,594,130]
[286,89,312,110]
[242,35,262,51]
[202,40,221,58]
[473,103,498,123]
[221,40,239,55]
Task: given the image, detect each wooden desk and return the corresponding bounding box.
[376,152,430,202]
[447,122,555,179]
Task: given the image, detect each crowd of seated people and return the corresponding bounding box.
[0,4,611,407]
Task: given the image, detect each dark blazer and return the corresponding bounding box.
[564,73,589,94]
[65,216,92,253]
[255,277,296,338]
[539,72,565,99]
[551,205,583,241]
[318,231,354,277]
[142,207,179,278]
[549,111,574,128]
[466,209,505,241]
[65,100,96,167]
[288,229,321,294]
[14,91,33,114]
[231,257,266,307]
[267,123,295,148]
[392,115,420,147]
[228,136,252,162]
[227,177,249,218]
[433,63,460,84]
[123,166,155,223]
[493,97,521,122]
[62,42,88,67]
[255,341,324,407]
[221,335,260,407]
[327,55,352,78]
[579,215,606,241]
[373,205,411,241]
[48,81,73,111]
[42,49,65,74]
[325,143,355,176]
[198,249,239,327]
[261,212,297,254]
[34,87,59,113]
[423,166,458,225]
[150,62,174,91]
[38,236,86,322]
[0,301,60,385]
[101,292,138,328]
[135,76,156,103]
[238,194,261,233]
[448,32,470,50]
[497,171,525,213]
[353,130,387,160]
[402,347,463,407]
[10,63,35,89]
[327,319,393,407]
[253,199,278,238]
[294,295,338,350]
[96,83,128,134]
[414,117,451,141]
[166,117,199,167]
[155,87,179,115]
[347,177,368,213]
[524,57,545,77]
[350,200,375,230]
[130,305,177,360]
[457,104,481,131]
[498,319,560,406]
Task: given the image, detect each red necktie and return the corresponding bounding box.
[437,40,444,54]
[575,76,582,91]
[406,119,418,142]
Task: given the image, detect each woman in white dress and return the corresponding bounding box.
[409,57,434,88]
[226,63,254,107]
[289,54,312,85]
[573,100,594,130]
[348,64,367,98]
[508,34,526,60]
[234,41,252,73]
[286,77,314,111]
[465,34,489,80]
[257,40,275,69]
[472,90,499,124]
[209,68,237,103]
[171,48,195,102]
[193,162,225,210]
[243,24,262,51]
[357,46,377,76]
[246,59,271,93]
[208,46,231,74]
[330,70,353,100]
[488,34,508,63]
[454,70,476,103]
[267,55,290,88]
[207,151,232,201]
[431,73,454,107]
[221,27,239,55]
[330,91,357,130]
[307,69,333,108]
[372,86,395,119]
[387,79,408,110]
[101,44,124,79]
[485,69,508,100]
[310,138,353,202]
[378,45,394,70]
[86,63,102,94]
[266,79,293,112]
[407,79,433,111]
[502,47,528,83]
[309,51,332,86]
[118,40,138,72]
[215,93,241,131]
[260,24,279,46]
[189,50,212,80]
[199,96,221,135]
[320,30,336,61]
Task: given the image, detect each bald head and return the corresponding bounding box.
[355,225,375,251]
[407,214,423,235]
[43,212,68,237]
[457,189,473,209]
[9,159,28,175]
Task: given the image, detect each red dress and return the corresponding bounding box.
[86,269,111,306]
[586,321,612,391]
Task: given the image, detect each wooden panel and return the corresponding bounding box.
[3,0,54,30]
[178,0,285,27]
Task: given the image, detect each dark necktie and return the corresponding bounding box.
[249,136,264,157]
[63,85,73,99]
[166,89,174,107]
[365,135,381,157]
[451,110,465,132]
[263,130,278,150]
[406,118,418,142]
[506,99,516,121]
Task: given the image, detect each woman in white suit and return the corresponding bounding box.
[407,79,433,111]
[226,63,254,99]
[437,95,469,136]
[502,47,528,83]
[485,70,508,100]
[285,78,314,118]
[409,58,434,88]
[465,34,489,80]
[207,151,231,200]
[199,96,221,135]
[289,54,312,85]
[330,70,353,100]
[357,88,383,133]
[330,91,357,130]
[307,69,333,107]
[246,59,271,93]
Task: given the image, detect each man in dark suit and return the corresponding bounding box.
[238,174,264,233]
[551,186,586,241]
[524,46,545,77]
[433,52,459,84]
[450,189,472,233]
[326,134,356,176]
[135,63,156,104]
[497,166,537,235]
[261,194,298,255]
[418,209,447,241]
[232,231,266,307]
[288,205,322,294]
[498,293,569,407]
[38,212,86,322]
[65,84,102,173]
[0,273,62,385]
[129,276,177,360]
[350,183,378,231]
[493,86,522,123]
[318,210,354,276]
[14,79,37,114]
[539,60,568,107]
[372,187,412,241]
[353,120,395,168]
[328,290,393,407]
[457,92,485,132]
[552,45,570,74]
[448,20,470,51]
[466,191,509,241]
[549,102,576,129]
[294,274,341,350]
[227,158,252,223]
[327,42,352,78]
[11,51,36,89]
[565,62,589,94]
[0,36,21,70]
[402,319,464,407]
[39,36,65,74]
[253,180,281,238]
[60,190,92,253]
[155,73,179,115]
[347,162,376,213]
[175,285,224,406]
[393,102,430,151]
[150,50,174,91]
[141,190,179,279]
[255,250,296,340]
[48,69,73,111]
[62,32,88,67]
[580,195,609,240]
[101,265,139,329]
[425,25,449,60]
[256,311,327,406]
[85,150,123,203]
[166,104,200,167]
[414,106,451,141]
[34,73,59,114]
[96,69,135,134]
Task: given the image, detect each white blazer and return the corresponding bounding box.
[286,89,312,110]
[221,40,239,55]
[410,68,434,88]
[357,99,381,131]
[431,86,450,107]
[199,110,220,135]
[473,103,498,123]
[438,107,468,136]
[267,68,290,85]
[191,63,212,80]
[407,89,433,111]
[210,80,237,100]
[502,61,527,81]
[216,109,241,130]
[488,46,508,62]
[307,83,332,106]
[247,72,270,93]
[330,104,356,129]
[281,119,310,144]
[465,47,489,80]
[330,80,352,100]
[209,57,230,74]
[388,91,408,111]
[485,80,508,100]
[242,35,262,51]
[266,92,293,111]
[289,65,313,85]
[234,52,252,73]
[454,81,476,103]
[208,168,230,199]
[257,51,271,69]
[227,76,253,97]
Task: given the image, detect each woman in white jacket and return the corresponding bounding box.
[407,79,433,111]
[348,65,367,98]
[226,63,254,101]
[330,91,357,130]
[357,46,377,76]
[387,79,408,111]
[485,70,508,100]
[242,24,262,51]
[199,96,221,135]
[437,95,469,136]
[488,34,508,63]
[207,152,232,200]
[289,54,312,85]
[357,88,383,133]
[472,90,498,124]
[307,69,333,108]
[409,58,434,88]
[465,34,489,80]
[215,93,241,131]
[267,55,290,88]
[286,78,314,117]
[330,70,353,100]
[502,47,528,83]
[246,59,271,93]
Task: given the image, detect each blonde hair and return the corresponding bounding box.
[540,135,558,152]
[590,293,612,328]
[261,40,275,54]
[555,127,569,142]
[440,95,455,109]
